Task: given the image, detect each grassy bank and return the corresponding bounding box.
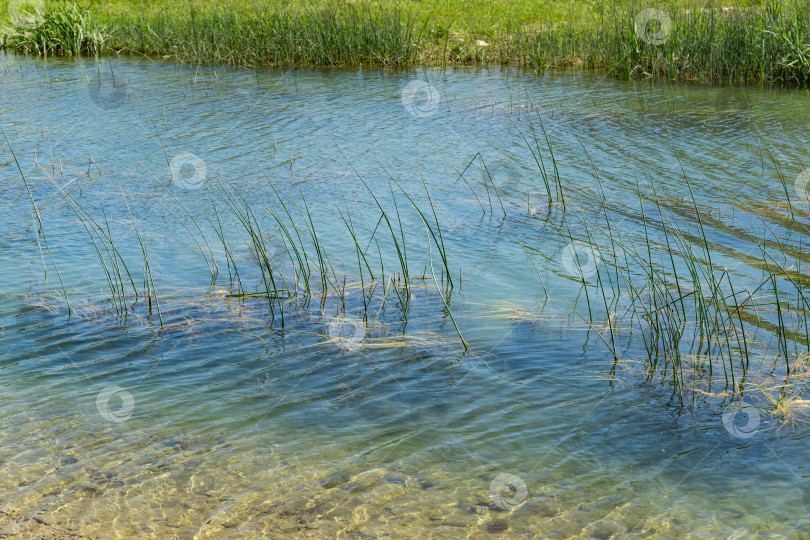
[1,0,809,85]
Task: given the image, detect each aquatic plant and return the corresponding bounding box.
[4,93,808,413]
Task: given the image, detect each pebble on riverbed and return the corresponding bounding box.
[582,519,629,539]
[385,474,407,485]
[163,438,188,451]
[468,501,504,514]
[89,471,115,484]
[486,519,509,533]
[320,472,351,490]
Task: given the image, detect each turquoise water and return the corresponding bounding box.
[1,53,810,538]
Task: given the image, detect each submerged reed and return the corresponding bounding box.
[3,82,808,411]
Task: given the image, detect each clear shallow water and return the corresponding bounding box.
[1,53,810,538]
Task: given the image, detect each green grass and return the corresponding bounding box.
[2,1,809,85]
[1,3,110,56]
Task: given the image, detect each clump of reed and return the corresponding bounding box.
[523,0,810,86]
[461,111,808,410]
[1,3,111,57]
[3,132,464,345]
[109,3,420,68]
[532,170,808,410]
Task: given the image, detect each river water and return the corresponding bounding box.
[1,53,809,538]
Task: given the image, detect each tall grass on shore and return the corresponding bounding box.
[2,1,809,85]
[524,1,810,86]
[0,2,421,67]
[0,3,110,57]
[130,4,421,68]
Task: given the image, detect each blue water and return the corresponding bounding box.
[1,52,810,538]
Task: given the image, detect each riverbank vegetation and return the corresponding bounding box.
[1,0,809,85]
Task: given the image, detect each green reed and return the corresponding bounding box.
[5,108,809,406]
[112,3,420,68]
[3,1,809,86]
[122,190,162,322]
[524,0,810,86]
[2,129,71,316]
[457,113,810,404]
[1,3,110,57]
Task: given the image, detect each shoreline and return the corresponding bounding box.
[4,49,808,96]
[0,1,808,87]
